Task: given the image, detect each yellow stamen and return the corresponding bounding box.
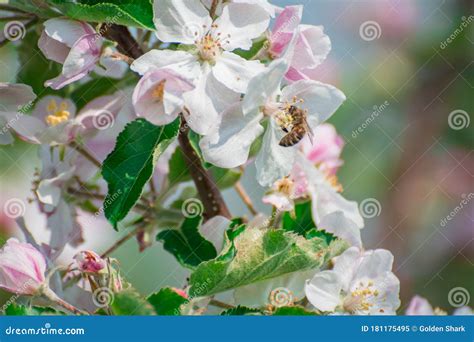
[151,80,166,102]
[45,100,70,126]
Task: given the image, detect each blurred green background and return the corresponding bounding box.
[0,0,472,313]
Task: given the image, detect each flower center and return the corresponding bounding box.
[45,99,70,126]
[269,97,305,131]
[151,80,166,102]
[195,24,229,63]
[343,281,379,313]
[275,177,294,196]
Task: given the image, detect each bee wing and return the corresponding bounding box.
[303,116,315,144]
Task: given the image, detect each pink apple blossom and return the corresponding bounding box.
[0,238,47,295]
[39,19,125,89]
[268,6,332,82]
[132,68,195,126]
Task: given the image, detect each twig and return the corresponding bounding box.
[0,4,27,13]
[209,0,219,19]
[101,225,142,258]
[67,187,149,211]
[234,181,258,216]
[209,299,234,310]
[103,24,143,59]
[178,120,231,220]
[69,142,101,168]
[42,287,88,315]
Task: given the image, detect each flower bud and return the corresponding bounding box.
[0,238,47,295]
[74,250,106,273]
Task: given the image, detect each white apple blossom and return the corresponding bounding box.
[305,247,401,315]
[36,146,84,253]
[200,58,346,186]
[131,0,269,134]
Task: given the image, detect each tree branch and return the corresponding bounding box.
[178,120,231,220]
[103,24,143,59]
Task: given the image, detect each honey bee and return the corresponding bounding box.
[279,105,313,147]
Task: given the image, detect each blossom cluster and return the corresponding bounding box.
[0,0,470,316]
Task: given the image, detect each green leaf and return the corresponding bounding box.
[4,303,59,316]
[272,306,317,316]
[282,201,316,236]
[47,0,154,30]
[102,118,180,228]
[8,0,59,17]
[147,288,188,315]
[220,306,261,316]
[110,288,155,315]
[189,227,348,297]
[157,216,217,269]
[234,36,267,60]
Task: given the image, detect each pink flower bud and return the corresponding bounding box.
[74,250,106,273]
[0,238,47,295]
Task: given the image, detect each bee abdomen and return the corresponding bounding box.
[279,127,306,147]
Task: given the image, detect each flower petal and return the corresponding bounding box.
[0,83,36,112]
[43,19,94,48]
[200,103,264,168]
[318,212,362,248]
[212,52,265,93]
[305,270,343,312]
[38,30,69,64]
[242,59,288,116]
[199,215,230,253]
[153,0,212,44]
[132,69,194,126]
[75,92,126,134]
[214,2,270,51]
[269,6,302,56]
[291,25,331,71]
[406,295,434,315]
[183,65,239,135]
[282,80,346,126]
[62,33,101,78]
[256,119,296,186]
[131,49,201,78]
